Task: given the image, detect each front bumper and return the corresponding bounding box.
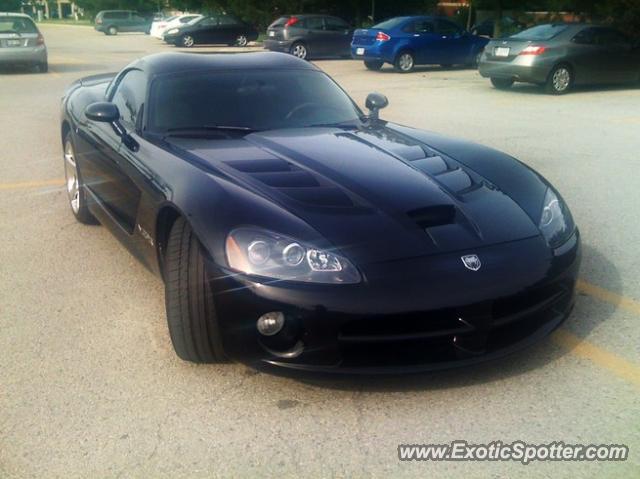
[263,39,293,53]
[0,45,47,65]
[210,231,581,374]
[478,56,552,84]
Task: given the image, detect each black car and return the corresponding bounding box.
[264,14,353,59]
[163,14,258,47]
[479,23,640,94]
[94,10,151,36]
[60,52,580,374]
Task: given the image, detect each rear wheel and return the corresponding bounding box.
[546,64,573,95]
[290,42,307,60]
[490,77,514,90]
[180,34,195,48]
[164,217,226,363]
[364,60,383,71]
[236,35,248,47]
[394,51,415,73]
[107,25,117,36]
[63,133,97,225]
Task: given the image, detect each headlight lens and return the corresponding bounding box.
[166,28,179,34]
[225,228,361,284]
[538,188,574,248]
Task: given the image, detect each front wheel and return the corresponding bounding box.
[364,60,383,71]
[490,77,514,90]
[546,64,573,95]
[164,217,226,363]
[180,34,195,48]
[236,35,248,47]
[394,51,415,73]
[63,133,97,225]
[107,26,117,36]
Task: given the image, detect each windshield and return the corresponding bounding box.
[372,17,409,30]
[510,24,567,41]
[0,16,38,34]
[149,69,362,133]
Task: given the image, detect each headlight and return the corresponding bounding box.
[225,228,361,284]
[538,188,574,248]
[166,28,179,34]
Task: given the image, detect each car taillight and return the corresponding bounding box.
[519,45,546,55]
[285,17,299,27]
[376,31,390,42]
[36,33,45,45]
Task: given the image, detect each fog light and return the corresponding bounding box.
[257,311,285,336]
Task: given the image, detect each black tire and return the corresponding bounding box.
[165,217,226,363]
[107,25,117,36]
[394,51,415,73]
[36,61,48,73]
[364,60,383,71]
[63,132,97,225]
[546,63,573,95]
[490,77,514,90]
[290,42,308,60]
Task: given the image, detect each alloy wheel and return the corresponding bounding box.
[552,67,571,93]
[64,140,80,214]
[397,53,414,72]
[291,43,307,59]
[182,35,194,48]
[236,35,248,47]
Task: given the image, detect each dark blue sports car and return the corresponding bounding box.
[60,52,580,374]
[352,16,489,72]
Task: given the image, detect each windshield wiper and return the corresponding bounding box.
[306,120,362,130]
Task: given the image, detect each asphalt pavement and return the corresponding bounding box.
[0,24,639,478]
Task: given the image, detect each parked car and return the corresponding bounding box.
[150,13,202,39]
[264,14,353,59]
[471,16,526,38]
[60,52,580,372]
[479,23,640,94]
[351,16,489,72]
[0,12,47,72]
[163,14,258,47]
[94,10,151,36]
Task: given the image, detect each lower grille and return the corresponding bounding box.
[338,280,573,367]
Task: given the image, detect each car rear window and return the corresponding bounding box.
[372,17,409,30]
[510,24,567,41]
[269,17,289,28]
[0,16,38,34]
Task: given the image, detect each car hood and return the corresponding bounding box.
[166,125,544,265]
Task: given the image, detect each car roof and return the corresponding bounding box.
[131,52,319,76]
[0,12,33,18]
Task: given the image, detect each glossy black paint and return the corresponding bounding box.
[61,52,581,373]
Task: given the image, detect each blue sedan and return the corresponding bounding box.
[351,16,489,72]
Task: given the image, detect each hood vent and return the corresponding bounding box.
[407,205,457,228]
[225,158,354,208]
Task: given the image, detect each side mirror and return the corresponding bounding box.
[84,102,139,151]
[85,102,120,123]
[365,92,388,121]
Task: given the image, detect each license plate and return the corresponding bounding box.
[494,47,510,57]
[268,31,275,37]
[356,47,365,56]
[7,39,21,47]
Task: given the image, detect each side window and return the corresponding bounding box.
[180,16,197,23]
[405,20,434,34]
[572,28,596,45]
[304,17,324,30]
[202,17,217,26]
[110,69,146,129]
[436,19,462,36]
[218,15,240,26]
[325,17,348,31]
[600,29,629,46]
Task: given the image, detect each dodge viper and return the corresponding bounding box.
[60,52,581,373]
